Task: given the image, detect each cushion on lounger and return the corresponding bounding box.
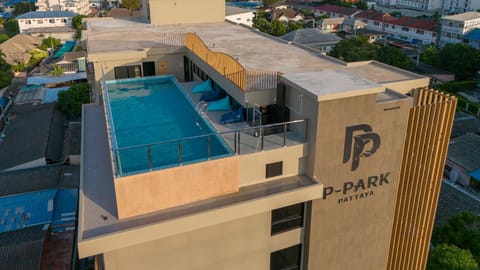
[208,96,231,111]
[192,79,212,93]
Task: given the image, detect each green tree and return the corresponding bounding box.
[270,19,287,36]
[420,45,440,66]
[427,244,478,270]
[57,82,90,117]
[48,64,64,76]
[437,43,480,80]
[40,37,61,50]
[28,48,48,66]
[72,15,87,39]
[3,19,19,37]
[375,46,414,70]
[329,36,378,61]
[0,34,9,43]
[0,50,12,88]
[432,212,480,264]
[355,0,368,10]
[121,0,140,15]
[13,2,35,16]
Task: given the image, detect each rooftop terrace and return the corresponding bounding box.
[85,18,427,94]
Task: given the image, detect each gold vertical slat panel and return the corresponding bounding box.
[387,88,457,270]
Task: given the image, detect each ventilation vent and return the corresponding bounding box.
[266,161,283,178]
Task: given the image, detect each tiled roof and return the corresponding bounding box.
[355,10,396,22]
[314,4,360,16]
[272,8,302,19]
[0,225,46,270]
[465,28,480,41]
[0,34,42,65]
[17,11,77,19]
[389,16,438,31]
[451,112,480,138]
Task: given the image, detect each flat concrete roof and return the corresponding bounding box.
[442,12,480,22]
[85,18,427,93]
[281,69,384,101]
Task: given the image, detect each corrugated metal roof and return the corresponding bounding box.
[17,11,77,19]
[280,29,341,45]
[0,225,46,270]
[27,72,87,85]
[465,28,480,42]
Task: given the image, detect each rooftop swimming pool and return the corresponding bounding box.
[104,75,233,176]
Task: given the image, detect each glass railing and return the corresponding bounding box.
[112,119,307,177]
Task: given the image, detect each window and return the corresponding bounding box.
[416,30,424,35]
[49,19,55,23]
[114,65,141,79]
[38,20,43,24]
[374,21,380,26]
[25,20,31,24]
[391,25,396,29]
[401,27,409,32]
[62,19,67,23]
[271,203,304,235]
[270,245,302,270]
[266,161,283,178]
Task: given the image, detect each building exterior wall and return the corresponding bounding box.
[18,16,73,34]
[387,89,456,270]
[439,16,480,46]
[147,0,225,26]
[36,0,89,15]
[102,212,303,270]
[443,0,480,14]
[307,93,412,270]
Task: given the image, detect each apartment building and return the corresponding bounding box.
[17,11,77,34]
[78,1,456,270]
[442,0,480,14]
[36,0,90,15]
[439,11,480,46]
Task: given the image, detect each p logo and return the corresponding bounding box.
[343,124,381,171]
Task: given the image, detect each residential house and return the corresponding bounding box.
[439,12,480,46]
[271,7,304,22]
[52,51,87,73]
[445,133,480,187]
[280,28,342,53]
[355,10,439,45]
[313,4,361,18]
[36,0,90,15]
[375,0,442,10]
[225,6,254,27]
[442,0,480,15]
[464,27,480,49]
[451,112,480,138]
[2,0,36,14]
[317,17,367,32]
[17,11,78,42]
[0,34,42,65]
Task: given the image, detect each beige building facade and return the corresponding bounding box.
[79,3,456,270]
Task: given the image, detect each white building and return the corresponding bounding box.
[36,0,90,15]
[439,12,480,46]
[225,6,254,27]
[442,0,480,15]
[385,0,443,10]
[17,11,78,41]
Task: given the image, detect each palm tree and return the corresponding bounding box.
[48,64,64,77]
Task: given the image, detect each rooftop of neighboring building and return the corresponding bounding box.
[0,165,79,197]
[465,28,480,41]
[225,5,252,16]
[0,225,46,270]
[451,112,480,138]
[389,16,439,31]
[272,8,303,19]
[435,181,480,226]
[447,132,480,172]
[17,10,78,19]
[85,18,427,92]
[0,103,65,172]
[314,4,361,16]
[0,34,42,65]
[280,28,342,45]
[107,8,141,18]
[355,10,396,22]
[25,26,76,33]
[442,11,480,22]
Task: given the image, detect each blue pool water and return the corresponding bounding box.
[226,1,262,9]
[105,76,232,175]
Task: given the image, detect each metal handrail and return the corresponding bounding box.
[115,119,306,152]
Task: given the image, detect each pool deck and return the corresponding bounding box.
[181,81,306,154]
